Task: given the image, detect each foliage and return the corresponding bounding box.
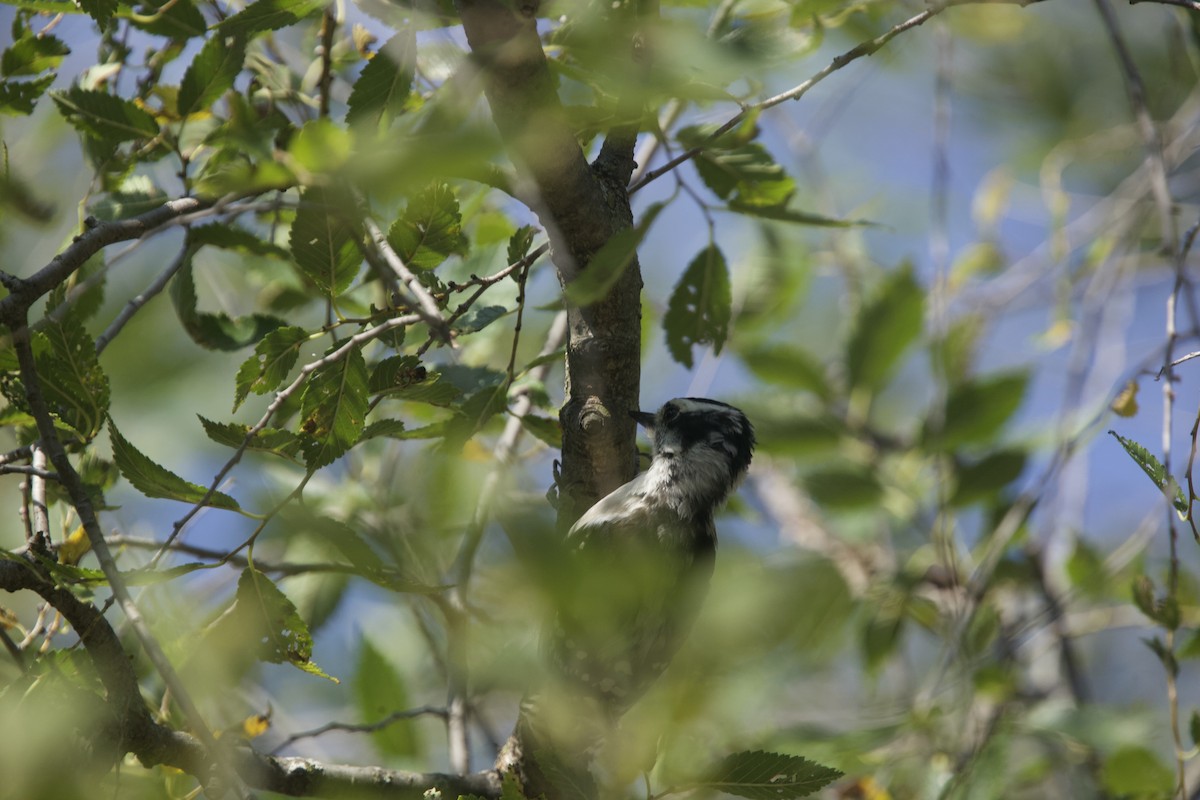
[0,1,1196,799]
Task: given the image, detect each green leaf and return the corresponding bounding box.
[565,203,663,307]
[170,249,285,351]
[693,142,796,208]
[520,414,561,447]
[198,415,302,459]
[1191,710,1200,748]
[1100,746,1174,796]
[803,464,882,510]
[453,304,509,334]
[389,373,462,406]
[346,30,415,127]
[739,343,831,400]
[354,639,422,757]
[221,567,337,680]
[109,419,240,510]
[289,118,353,174]
[1065,538,1108,599]
[178,34,246,118]
[507,225,536,266]
[188,223,290,259]
[290,187,361,296]
[0,75,55,116]
[932,372,1028,449]
[387,183,468,271]
[664,243,732,369]
[35,315,109,440]
[130,0,207,38]
[700,751,842,799]
[845,263,923,391]
[863,612,903,673]
[78,0,118,27]
[298,346,369,469]
[50,87,159,143]
[1109,430,1188,515]
[234,325,309,411]
[2,33,69,77]
[950,449,1026,506]
[727,201,876,228]
[368,355,425,394]
[215,0,328,36]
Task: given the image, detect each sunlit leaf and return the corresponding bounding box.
[387,182,468,271]
[1109,431,1188,515]
[354,639,422,757]
[198,415,302,460]
[234,325,308,411]
[290,187,362,296]
[346,30,416,128]
[109,419,240,510]
[178,34,245,117]
[50,87,158,143]
[170,250,285,351]
[700,750,842,799]
[2,33,69,77]
[298,346,369,469]
[215,0,327,36]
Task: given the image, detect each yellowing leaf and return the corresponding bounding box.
[58,526,91,566]
[1111,380,1139,418]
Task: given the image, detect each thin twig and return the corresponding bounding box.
[0,464,58,479]
[317,5,336,120]
[28,444,48,540]
[271,706,449,755]
[362,213,454,345]
[94,244,191,353]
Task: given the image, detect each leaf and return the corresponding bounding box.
[664,244,732,369]
[2,33,69,77]
[234,325,308,410]
[845,263,923,391]
[289,118,353,174]
[216,0,328,36]
[1109,430,1188,515]
[453,304,509,334]
[346,29,415,127]
[1192,710,1200,748]
[1110,379,1139,418]
[50,87,158,143]
[298,346,369,469]
[693,142,796,208]
[565,203,663,306]
[109,419,240,510]
[354,639,422,757]
[78,0,118,27]
[740,343,831,400]
[221,567,337,681]
[290,187,361,296]
[129,0,207,38]
[700,750,842,799]
[34,314,109,440]
[932,372,1028,449]
[950,449,1026,506]
[0,75,55,116]
[1065,538,1108,599]
[804,464,882,510]
[170,249,285,351]
[1100,747,1174,796]
[388,373,462,406]
[520,414,561,447]
[188,223,290,259]
[507,225,536,266]
[198,415,302,459]
[178,34,246,118]
[387,183,468,271]
[727,201,876,228]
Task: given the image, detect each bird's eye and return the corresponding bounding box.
[662,405,680,423]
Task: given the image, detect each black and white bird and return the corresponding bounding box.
[548,397,756,718]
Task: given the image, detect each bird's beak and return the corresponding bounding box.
[630,409,656,430]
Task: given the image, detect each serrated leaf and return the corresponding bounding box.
[846,263,923,391]
[664,243,732,369]
[932,372,1028,449]
[36,315,110,440]
[220,567,337,680]
[198,415,302,459]
[565,203,663,307]
[346,30,415,127]
[170,249,285,351]
[2,33,69,77]
[178,34,245,118]
[234,325,308,410]
[130,0,207,38]
[693,142,795,208]
[727,200,875,227]
[290,187,361,296]
[368,355,425,393]
[1109,430,1188,514]
[389,373,461,406]
[109,419,240,510]
[507,225,536,266]
[78,0,118,26]
[360,419,406,440]
[0,75,56,116]
[701,750,842,799]
[387,183,468,271]
[51,87,158,143]
[215,0,328,36]
[298,346,369,469]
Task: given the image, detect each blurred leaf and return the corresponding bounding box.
[130,0,207,37]
[1110,379,1139,418]
[2,33,69,77]
[727,201,875,228]
[520,414,561,447]
[1192,710,1200,748]
[1142,636,1178,677]
[386,372,461,406]
[1109,431,1188,515]
[950,449,1026,506]
[216,0,327,36]
[78,0,117,27]
[963,605,999,657]
[354,639,422,757]
[298,346,369,469]
[290,187,361,297]
[507,225,536,266]
[234,325,308,410]
[933,372,1027,449]
[804,464,882,510]
[740,343,831,400]
[1132,575,1156,619]
[0,75,55,116]
[664,243,732,368]
[700,750,842,799]
[387,182,467,270]
[846,264,923,391]
[170,250,285,351]
[1065,539,1107,599]
[50,88,158,143]
[346,30,416,127]
[188,224,290,259]
[863,612,903,673]
[1100,746,1174,796]
[216,567,337,681]
[565,203,663,307]
[289,118,353,174]
[109,419,240,510]
[178,34,245,118]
